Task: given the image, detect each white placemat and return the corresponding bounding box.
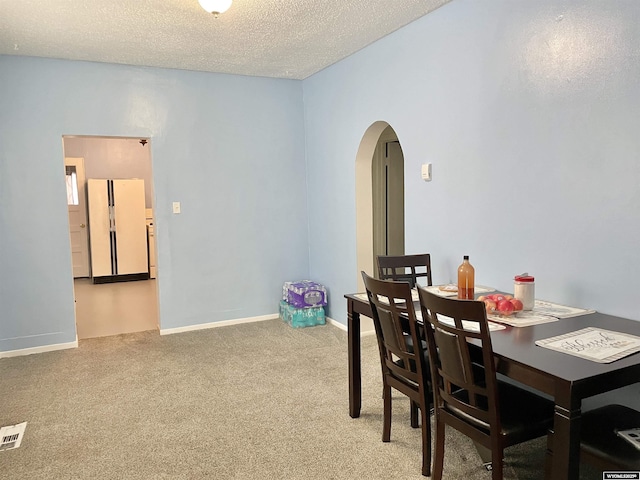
[486,299,595,327]
[422,285,496,298]
[414,311,506,332]
[532,300,595,319]
[487,310,559,327]
[354,293,505,332]
[354,291,418,304]
[535,327,640,363]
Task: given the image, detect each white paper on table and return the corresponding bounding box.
[535,327,640,363]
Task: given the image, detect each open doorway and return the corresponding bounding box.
[372,125,405,260]
[355,121,406,292]
[63,135,159,339]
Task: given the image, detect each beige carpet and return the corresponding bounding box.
[0,319,601,479]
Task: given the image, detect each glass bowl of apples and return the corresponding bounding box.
[478,294,524,317]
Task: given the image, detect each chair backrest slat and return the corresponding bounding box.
[377,253,433,288]
[376,306,408,357]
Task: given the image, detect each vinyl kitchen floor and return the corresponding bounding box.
[74,278,159,340]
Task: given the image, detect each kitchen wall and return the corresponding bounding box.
[64,136,154,207]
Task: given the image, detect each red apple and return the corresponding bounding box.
[497,299,515,316]
[484,299,497,313]
[510,298,524,311]
[493,294,506,303]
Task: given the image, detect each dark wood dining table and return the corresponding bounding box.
[344,292,640,480]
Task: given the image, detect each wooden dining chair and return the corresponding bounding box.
[377,253,432,288]
[416,287,555,480]
[361,272,433,477]
[580,404,640,471]
[377,253,433,426]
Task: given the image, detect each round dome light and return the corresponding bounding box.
[198,0,232,15]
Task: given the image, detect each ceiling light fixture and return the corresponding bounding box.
[198,0,232,16]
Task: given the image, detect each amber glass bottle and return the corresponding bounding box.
[457,255,475,299]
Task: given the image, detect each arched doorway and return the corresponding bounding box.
[355,122,405,291]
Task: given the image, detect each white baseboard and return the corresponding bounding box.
[0,337,78,359]
[160,314,279,336]
[1,314,372,357]
[325,316,346,331]
[325,316,376,337]
[160,314,371,337]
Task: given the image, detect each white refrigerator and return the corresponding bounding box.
[87,178,148,282]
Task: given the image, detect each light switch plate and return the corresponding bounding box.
[172,202,181,214]
[421,163,432,181]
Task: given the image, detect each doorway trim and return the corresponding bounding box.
[62,135,160,339]
[65,157,91,278]
[355,120,391,292]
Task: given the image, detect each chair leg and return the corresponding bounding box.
[382,384,392,442]
[432,414,445,480]
[544,429,554,479]
[420,401,432,477]
[411,400,419,428]
[491,451,503,480]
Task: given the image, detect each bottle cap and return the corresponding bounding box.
[463,255,469,260]
[515,275,534,282]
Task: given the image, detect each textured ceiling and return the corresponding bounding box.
[0,0,450,79]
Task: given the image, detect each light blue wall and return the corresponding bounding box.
[2,0,640,352]
[304,0,640,322]
[0,56,308,351]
